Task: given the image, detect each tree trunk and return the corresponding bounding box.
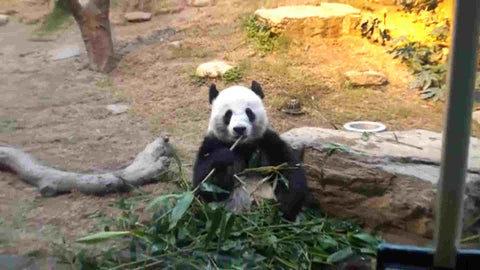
[67,0,115,72]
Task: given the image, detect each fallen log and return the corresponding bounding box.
[0,138,173,197]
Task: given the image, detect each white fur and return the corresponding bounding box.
[207,86,268,143]
[79,0,90,8]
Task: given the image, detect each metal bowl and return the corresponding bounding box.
[343,121,386,133]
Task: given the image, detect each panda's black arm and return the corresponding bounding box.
[192,136,235,201]
[258,129,308,221]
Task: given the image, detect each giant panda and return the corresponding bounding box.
[192,81,309,221]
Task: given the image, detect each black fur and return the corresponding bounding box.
[257,129,308,220]
[209,84,218,104]
[223,110,232,125]
[245,108,255,122]
[251,81,264,99]
[193,135,255,202]
[192,129,308,221]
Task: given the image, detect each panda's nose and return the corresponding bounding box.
[233,126,246,135]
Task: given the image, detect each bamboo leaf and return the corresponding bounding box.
[275,256,298,269]
[205,209,223,245]
[146,194,182,211]
[222,212,235,240]
[353,233,379,246]
[326,247,353,264]
[360,132,370,142]
[360,247,377,256]
[169,192,194,230]
[76,231,131,243]
[200,182,230,194]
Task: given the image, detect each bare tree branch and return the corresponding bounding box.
[0,138,173,196]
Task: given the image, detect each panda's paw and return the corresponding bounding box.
[278,191,306,222]
[210,148,236,168]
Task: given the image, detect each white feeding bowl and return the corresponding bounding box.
[343,121,386,133]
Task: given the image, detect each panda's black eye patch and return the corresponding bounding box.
[246,108,255,122]
[223,110,232,125]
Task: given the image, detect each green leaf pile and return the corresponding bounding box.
[74,197,382,269]
[72,154,382,269]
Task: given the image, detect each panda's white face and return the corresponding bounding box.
[208,85,268,144]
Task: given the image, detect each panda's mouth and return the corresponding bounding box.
[231,134,248,144]
[232,135,245,141]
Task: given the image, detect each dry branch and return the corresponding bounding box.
[0,138,173,197]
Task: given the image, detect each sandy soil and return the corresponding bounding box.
[0,20,177,255]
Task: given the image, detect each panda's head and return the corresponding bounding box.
[207,81,268,144]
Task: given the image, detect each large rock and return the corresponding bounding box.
[121,0,185,15]
[0,15,9,26]
[196,61,234,78]
[281,127,480,239]
[255,4,361,42]
[345,70,388,87]
[188,0,213,7]
[473,110,480,125]
[124,12,152,22]
[50,45,82,61]
[106,104,130,115]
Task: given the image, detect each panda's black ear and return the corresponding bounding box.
[251,80,264,99]
[209,84,218,104]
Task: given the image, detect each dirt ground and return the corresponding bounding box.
[0,19,177,255]
[1,0,479,259]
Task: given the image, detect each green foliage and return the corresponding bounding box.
[223,67,243,83]
[243,14,289,54]
[188,67,243,85]
[189,71,207,86]
[70,158,382,269]
[76,231,131,244]
[34,0,73,37]
[430,24,449,42]
[389,38,448,101]
[76,199,381,269]
[400,0,439,13]
[358,5,454,101]
[359,17,391,45]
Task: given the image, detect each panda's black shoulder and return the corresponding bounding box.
[258,128,282,144]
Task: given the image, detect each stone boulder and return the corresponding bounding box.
[124,12,152,22]
[255,4,361,43]
[50,45,82,61]
[345,70,388,87]
[0,15,9,26]
[281,127,480,239]
[106,104,130,115]
[121,0,185,15]
[196,61,233,78]
[188,0,213,7]
[168,40,183,48]
[473,110,480,125]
